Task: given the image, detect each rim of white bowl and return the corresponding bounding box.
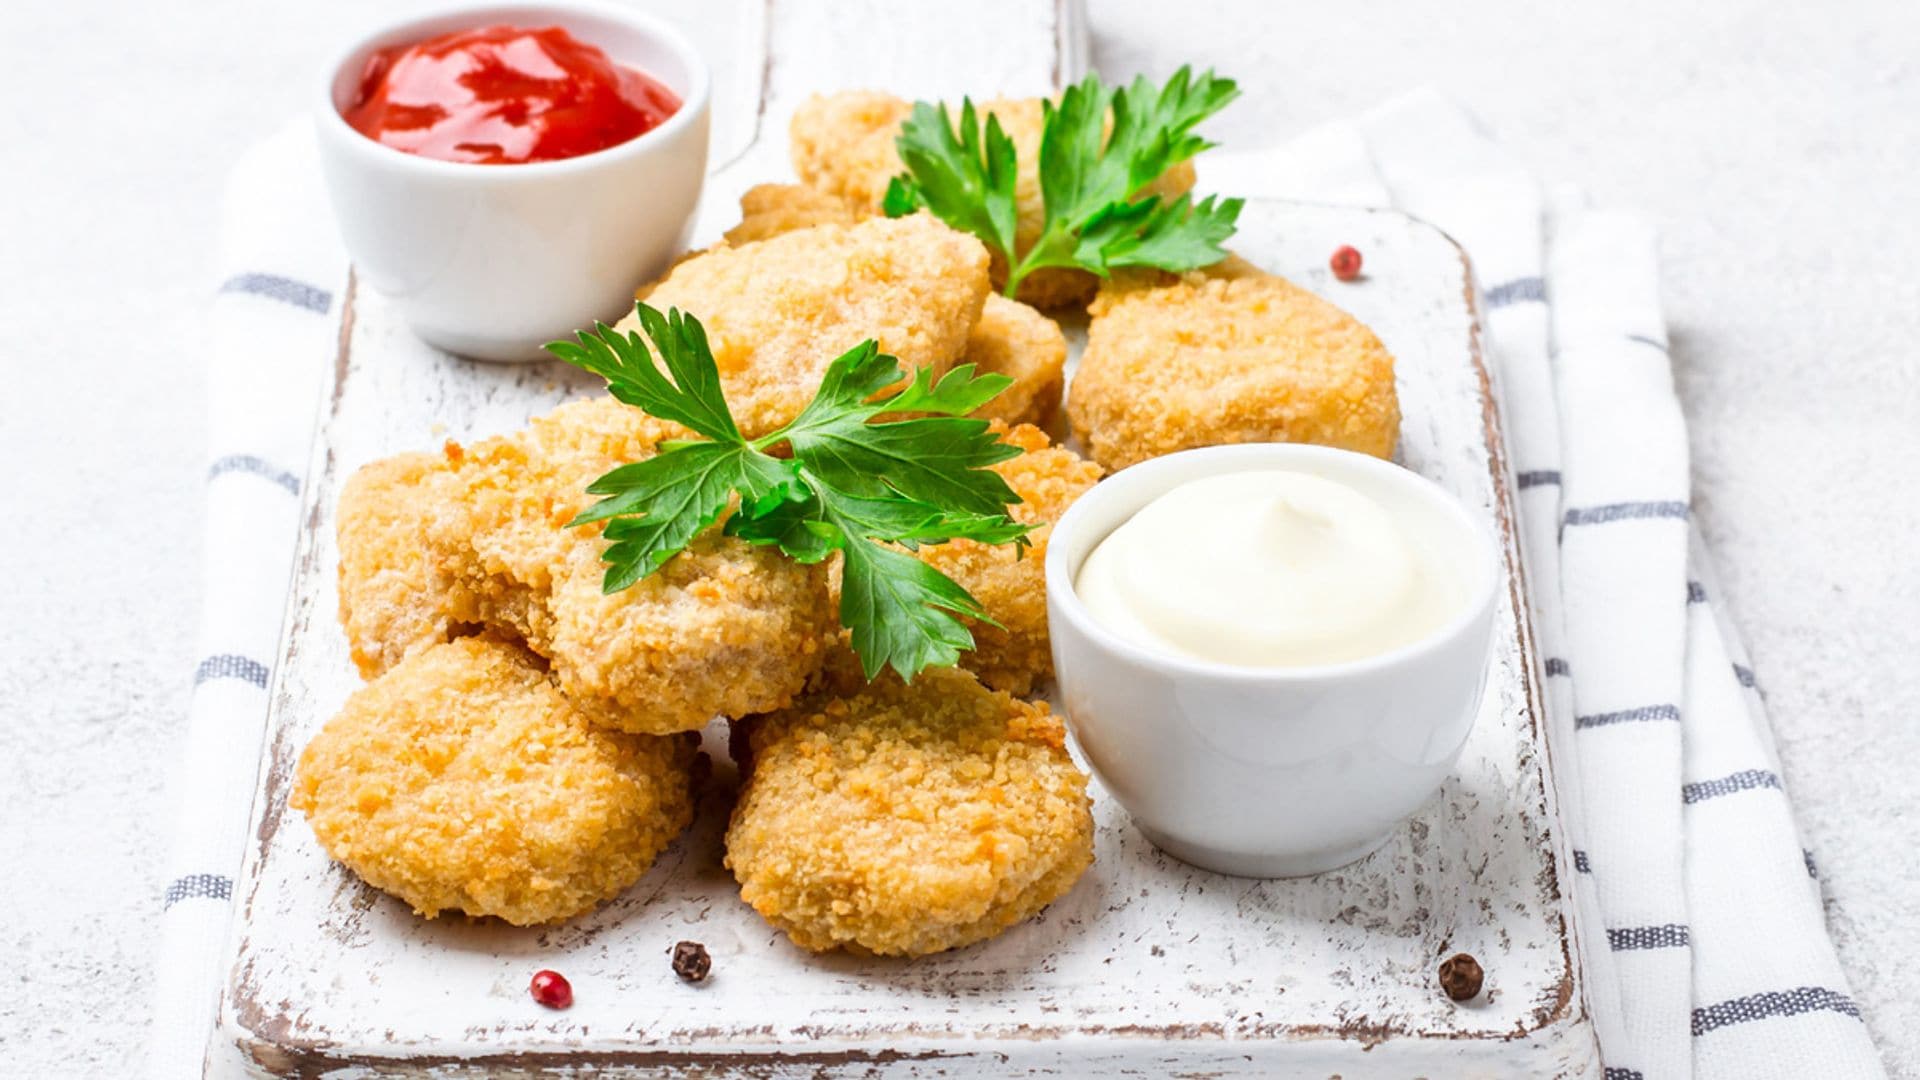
[314,0,711,178]
[1044,442,1505,685]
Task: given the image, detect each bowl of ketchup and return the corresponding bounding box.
[315,3,710,361]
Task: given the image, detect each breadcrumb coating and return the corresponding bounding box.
[291,637,699,926]
[726,665,1094,955]
[789,91,1196,309]
[337,451,459,676]
[713,192,1065,430]
[723,183,861,246]
[963,294,1067,429]
[1068,264,1401,471]
[337,398,838,732]
[917,423,1102,694]
[621,214,990,438]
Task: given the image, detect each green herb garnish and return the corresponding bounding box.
[882,66,1244,298]
[548,304,1033,682]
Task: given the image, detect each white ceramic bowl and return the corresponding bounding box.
[1045,444,1500,878]
[314,2,710,361]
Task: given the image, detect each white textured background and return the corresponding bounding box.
[1,1,1914,1076]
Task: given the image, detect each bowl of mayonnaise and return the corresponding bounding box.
[1045,443,1500,878]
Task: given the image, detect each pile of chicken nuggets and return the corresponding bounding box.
[292,90,1400,956]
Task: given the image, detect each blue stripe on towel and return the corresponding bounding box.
[1682,769,1782,804]
[194,654,270,689]
[1576,704,1681,729]
[163,873,233,908]
[1692,987,1861,1036]
[1563,501,1691,528]
[208,453,301,495]
[1484,276,1546,308]
[217,272,332,314]
[1608,923,1691,951]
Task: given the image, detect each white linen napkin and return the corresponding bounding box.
[154,96,1883,1078]
[147,121,345,1080]
[1205,88,1884,1079]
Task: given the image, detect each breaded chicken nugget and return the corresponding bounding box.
[964,295,1067,428]
[726,665,1094,955]
[436,399,837,733]
[621,214,990,438]
[335,397,670,678]
[713,194,1066,429]
[338,398,838,732]
[291,637,699,925]
[1068,265,1401,471]
[723,183,861,246]
[788,90,914,210]
[337,451,459,677]
[917,423,1101,695]
[789,91,1196,309]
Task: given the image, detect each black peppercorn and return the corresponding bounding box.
[672,940,712,983]
[1439,953,1484,1002]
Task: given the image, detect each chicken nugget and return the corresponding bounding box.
[918,423,1101,695]
[726,665,1094,955]
[337,451,459,677]
[789,91,1196,309]
[339,398,838,732]
[1068,266,1400,471]
[432,399,837,734]
[291,637,700,926]
[964,294,1067,428]
[723,183,861,246]
[714,194,1066,428]
[622,214,990,438]
[788,90,914,210]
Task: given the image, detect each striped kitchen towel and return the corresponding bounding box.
[147,122,346,1080]
[1206,89,1884,1079]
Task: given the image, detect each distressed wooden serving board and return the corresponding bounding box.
[218,1,1600,1075]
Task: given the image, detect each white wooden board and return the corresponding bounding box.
[218,1,1600,1075]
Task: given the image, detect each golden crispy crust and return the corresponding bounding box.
[788,90,915,210]
[724,183,862,246]
[337,451,459,677]
[1067,265,1401,471]
[290,637,699,925]
[726,666,1094,955]
[624,214,990,439]
[337,398,838,733]
[964,295,1067,428]
[919,423,1101,694]
[789,92,1197,309]
[714,194,1065,430]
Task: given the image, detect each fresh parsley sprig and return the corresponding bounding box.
[547,304,1033,682]
[882,66,1244,298]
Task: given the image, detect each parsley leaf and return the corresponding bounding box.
[884,66,1242,298]
[883,100,1019,264]
[547,305,743,442]
[836,537,987,680]
[549,304,1034,682]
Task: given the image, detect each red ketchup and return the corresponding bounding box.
[342,25,681,164]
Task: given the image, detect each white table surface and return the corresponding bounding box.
[2,1,1914,1076]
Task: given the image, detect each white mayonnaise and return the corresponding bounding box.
[1073,469,1463,668]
